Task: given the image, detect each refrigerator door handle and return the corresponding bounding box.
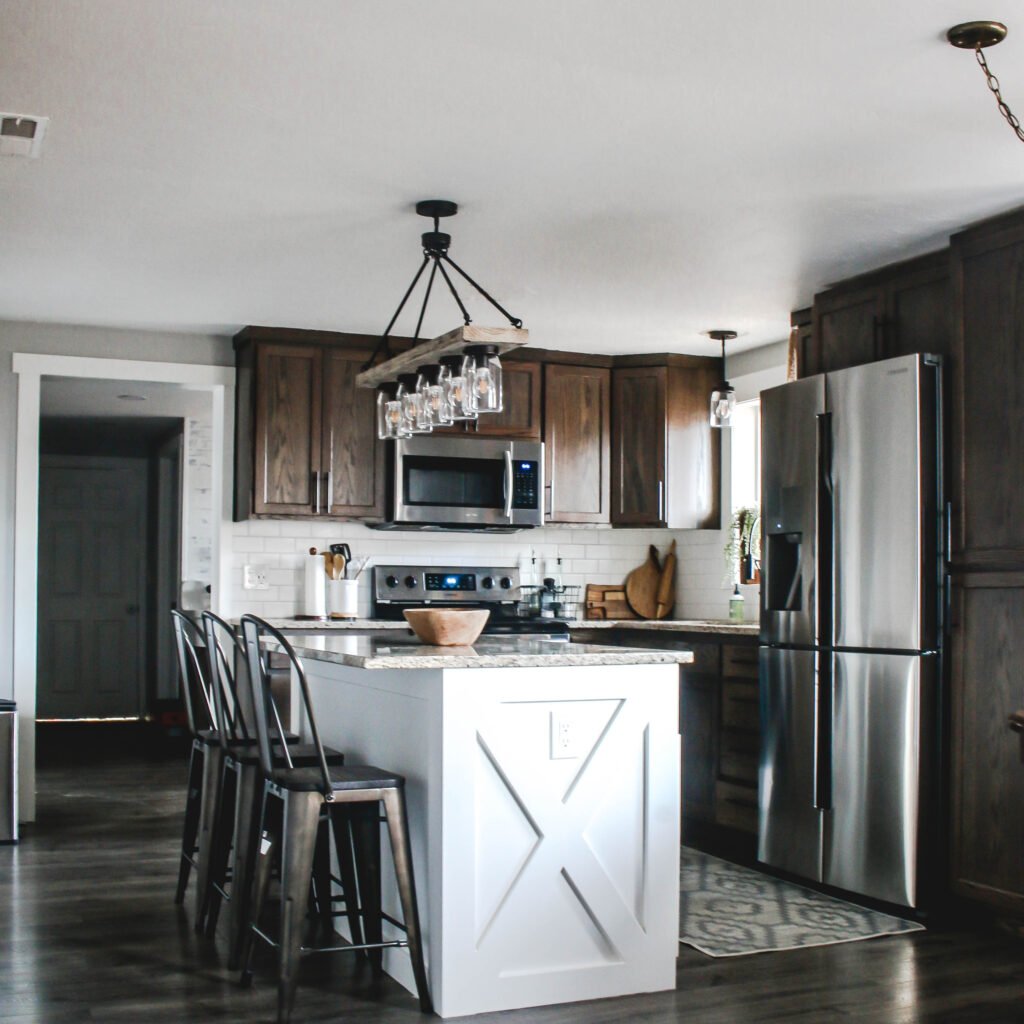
[812,653,833,811]
[815,412,833,649]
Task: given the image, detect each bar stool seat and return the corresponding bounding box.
[271,764,402,793]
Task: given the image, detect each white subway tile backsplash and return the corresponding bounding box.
[221,517,735,620]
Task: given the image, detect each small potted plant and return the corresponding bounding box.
[724,505,761,585]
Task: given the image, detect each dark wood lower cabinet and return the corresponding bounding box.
[950,577,1024,914]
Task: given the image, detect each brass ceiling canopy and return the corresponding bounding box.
[946,21,1007,49]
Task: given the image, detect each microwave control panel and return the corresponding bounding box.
[512,460,540,509]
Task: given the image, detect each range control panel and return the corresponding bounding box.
[374,565,521,603]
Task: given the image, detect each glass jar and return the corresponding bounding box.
[398,373,431,434]
[377,382,407,439]
[439,354,478,421]
[417,364,453,428]
[466,345,503,413]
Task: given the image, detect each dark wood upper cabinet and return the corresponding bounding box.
[235,329,386,521]
[544,364,610,524]
[252,343,322,516]
[469,361,542,439]
[612,366,666,526]
[800,251,951,378]
[952,214,1024,569]
[322,348,385,518]
[813,285,886,373]
[611,357,720,529]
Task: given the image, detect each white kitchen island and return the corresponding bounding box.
[281,634,691,1018]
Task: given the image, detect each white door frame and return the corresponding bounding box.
[12,353,235,822]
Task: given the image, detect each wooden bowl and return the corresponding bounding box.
[403,608,490,646]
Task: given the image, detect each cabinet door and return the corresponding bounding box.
[954,220,1024,567]
[612,366,666,526]
[544,364,610,524]
[885,262,951,363]
[322,348,385,519]
[951,576,1024,912]
[681,670,718,825]
[253,344,322,516]
[813,285,885,373]
[470,362,542,438]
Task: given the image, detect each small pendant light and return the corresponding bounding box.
[708,330,737,429]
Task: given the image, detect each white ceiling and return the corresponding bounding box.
[2,1,1023,355]
[40,376,212,419]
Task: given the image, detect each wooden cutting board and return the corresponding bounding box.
[584,584,637,620]
[655,539,677,619]
[625,545,662,619]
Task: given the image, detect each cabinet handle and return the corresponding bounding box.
[326,470,333,512]
[314,471,321,514]
[658,480,664,521]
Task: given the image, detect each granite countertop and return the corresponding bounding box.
[239,616,759,637]
[568,619,761,637]
[271,634,695,671]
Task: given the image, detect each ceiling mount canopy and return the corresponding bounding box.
[947,21,1024,144]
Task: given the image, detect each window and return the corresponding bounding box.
[730,398,760,513]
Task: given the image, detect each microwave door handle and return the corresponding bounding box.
[504,450,514,519]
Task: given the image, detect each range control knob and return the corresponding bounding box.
[500,576,513,589]
[481,576,494,590]
[385,575,399,589]
[404,575,418,589]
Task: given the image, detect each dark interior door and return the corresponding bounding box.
[37,456,146,719]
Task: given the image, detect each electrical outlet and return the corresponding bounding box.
[550,710,582,759]
[243,565,269,590]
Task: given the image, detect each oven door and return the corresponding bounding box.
[392,436,544,528]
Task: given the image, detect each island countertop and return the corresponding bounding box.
[274,634,695,670]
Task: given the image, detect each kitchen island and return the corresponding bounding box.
[280,634,692,1018]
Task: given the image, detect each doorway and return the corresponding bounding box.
[35,413,186,722]
[12,353,235,821]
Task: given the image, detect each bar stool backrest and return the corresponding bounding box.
[171,609,218,739]
[240,615,333,796]
[201,610,253,753]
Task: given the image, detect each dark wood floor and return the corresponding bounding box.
[3,725,1024,1024]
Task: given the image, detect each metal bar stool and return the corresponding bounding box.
[238,614,432,1024]
[200,611,354,967]
[171,610,221,909]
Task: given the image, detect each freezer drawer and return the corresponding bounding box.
[758,647,822,881]
[823,651,933,907]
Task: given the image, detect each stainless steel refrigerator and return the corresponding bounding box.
[758,353,945,908]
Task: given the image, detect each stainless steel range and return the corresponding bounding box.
[373,564,569,639]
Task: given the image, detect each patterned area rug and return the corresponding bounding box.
[680,848,924,957]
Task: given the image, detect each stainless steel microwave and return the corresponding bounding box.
[377,435,544,531]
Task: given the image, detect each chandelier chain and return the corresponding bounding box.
[974,44,1024,143]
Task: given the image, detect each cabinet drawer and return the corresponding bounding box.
[722,644,759,679]
[719,730,759,785]
[715,779,759,834]
[722,679,759,732]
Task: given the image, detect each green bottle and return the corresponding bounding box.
[729,584,745,622]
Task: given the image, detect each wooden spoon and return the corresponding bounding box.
[333,553,347,580]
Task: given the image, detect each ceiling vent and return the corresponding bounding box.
[0,114,48,158]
